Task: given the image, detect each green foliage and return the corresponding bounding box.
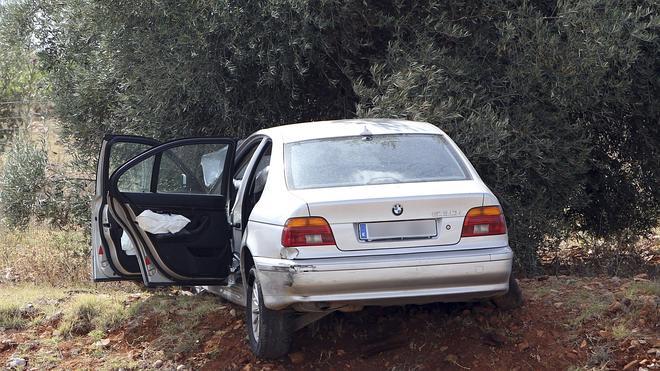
[39,0,357,168]
[36,170,92,230]
[353,0,660,271]
[0,132,48,228]
[0,0,50,149]
[29,0,660,272]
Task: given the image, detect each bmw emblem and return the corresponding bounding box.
[392,204,403,216]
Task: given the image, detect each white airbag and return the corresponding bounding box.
[120,231,137,256]
[200,147,228,187]
[136,209,191,234]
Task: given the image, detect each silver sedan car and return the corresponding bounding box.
[92,119,522,358]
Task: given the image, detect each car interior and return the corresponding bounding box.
[110,141,235,280]
[103,213,141,274]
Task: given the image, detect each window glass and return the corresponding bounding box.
[156,143,229,194]
[116,143,230,195]
[234,144,260,182]
[109,142,152,175]
[251,145,271,196]
[285,134,470,190]
[117,157,154,193]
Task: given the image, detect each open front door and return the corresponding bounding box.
[92,135,160,282]
[106,138,236,286]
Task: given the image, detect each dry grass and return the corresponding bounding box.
[57,293,129,337]
[0,226,89,285]
[0,120,91,285]
[567,290,610,326]
[131,293,224,357]
[0,285,68,329]
[625,280,660,297]
[539,231,660,277]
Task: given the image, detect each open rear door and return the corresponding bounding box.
[92,135,160,282]
[106,138,236,286]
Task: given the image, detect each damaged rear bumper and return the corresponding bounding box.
[253,246,513,311]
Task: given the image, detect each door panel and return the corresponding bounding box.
[92,135,159,282]
[102,211,140,272]
[119,193,231,278]
[107,138,236,286]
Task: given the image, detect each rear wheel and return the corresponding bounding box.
[492,274,524,310]
[245,267,293,358]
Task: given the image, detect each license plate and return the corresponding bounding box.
[358,219,438,241]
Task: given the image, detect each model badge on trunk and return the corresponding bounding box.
[392,204,403,216]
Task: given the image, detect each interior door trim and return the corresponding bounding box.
[96,135,159,279]
[107,137,237,284]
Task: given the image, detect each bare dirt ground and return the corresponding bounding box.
[1,276,658,370]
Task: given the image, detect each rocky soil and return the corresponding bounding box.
[1,276,658,370]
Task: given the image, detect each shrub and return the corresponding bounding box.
[0,131,47,229]
[36,166,92,230]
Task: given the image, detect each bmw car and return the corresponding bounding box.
[91,119,522,358]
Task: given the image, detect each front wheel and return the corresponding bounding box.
[245,267,293,358]
[492,274,524,310]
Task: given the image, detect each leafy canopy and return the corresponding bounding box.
[26,0,660,271]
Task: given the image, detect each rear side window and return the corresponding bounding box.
[285,134,470,190]
[116,143,230,195]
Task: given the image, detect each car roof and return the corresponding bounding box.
[255,118,444,143]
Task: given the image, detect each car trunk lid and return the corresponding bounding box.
[290,180,486,251]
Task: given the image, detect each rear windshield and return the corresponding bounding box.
[285,134,470,190]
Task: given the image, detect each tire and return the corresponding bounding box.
[245,267,293,358]
[492,274,524,310]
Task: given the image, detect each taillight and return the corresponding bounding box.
[281,217,336,247]
[461,206,507,237]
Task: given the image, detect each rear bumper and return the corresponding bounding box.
[254,246,513,310]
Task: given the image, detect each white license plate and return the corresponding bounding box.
[358,219,437,241]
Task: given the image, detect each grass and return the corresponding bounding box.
[611,323,632,340]
[0,304,24,329]
[57,293,130,337]
[563,289,610,326]
[0,284,132,369]
[100,356,140,371]
[136,294,224,358]
[624,280,660,297]
[0,283,133,338]
[606,279,659,342]
[530,283,608,329]
[0,226,89,285]
[0,288,229,362]
[0,285,69,329]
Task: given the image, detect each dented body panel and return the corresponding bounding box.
[253,246,512,310]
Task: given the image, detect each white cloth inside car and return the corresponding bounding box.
[135,209,191,234]
[200,147,228,187]
[121,231,137,256]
